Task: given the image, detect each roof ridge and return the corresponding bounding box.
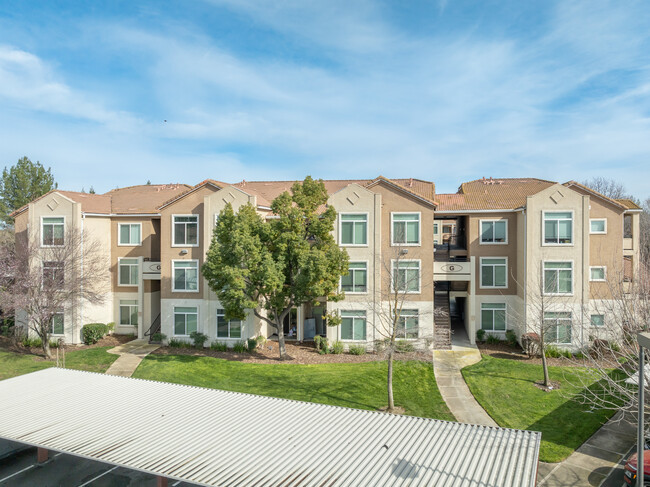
[106,183,190,193]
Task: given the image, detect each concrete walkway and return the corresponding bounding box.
[432,328,498,427]
[105,339,160,377]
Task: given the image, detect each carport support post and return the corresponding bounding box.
[156,476,168,487]
[37,447,49,463]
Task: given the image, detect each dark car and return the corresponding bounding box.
[624,450,650,486]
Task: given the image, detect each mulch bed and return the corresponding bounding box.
[152,341,433,365]
[0,333,134,358]
[477,341,614,368]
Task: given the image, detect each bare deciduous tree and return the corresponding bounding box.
[0,226,108,358]
[581,177,629,200]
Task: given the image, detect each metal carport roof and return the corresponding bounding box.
[0,368,540,486]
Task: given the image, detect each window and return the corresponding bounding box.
[480,258,507,288]
[119,300,138,326]
[173,215,199,246]
[392,213,420,245]
[590,266,606,281]
[341,262,367,293]
[42,261,64,289]
[49,311,64,335]
[396,309,419,339]
[174,306,198,336]
[481,303,506,331]
[434,223,439,234]
[393,260,420,293]
[544,312,572,344]
[589,219,607,234]
[118,258,138,286]
[119,223,142,245]
[543,211,573,244]
[544,262,573,294]
[341,310,366,340]
[173,260,199,292]
[480,220,507,244]
[42,217,64,246]
[590,314,605,327]
[217,309,242,338]
[443,225,452,234]
[340,214,367,246]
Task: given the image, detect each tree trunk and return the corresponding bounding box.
[277,324,287,359]
[387,348,395,411]
[541,345,550,387]
[42,336,52,359]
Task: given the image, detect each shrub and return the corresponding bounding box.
[545,345,571,358]
[247,338,257,352]
[486,334,501,345]
[476,329,486,342]
[81,323,109,345]
[49,340,61,349]
[348,344,366,355]
[331,340,344,354]
[189,331,208,348]
[151,332,167,343]
[505,330,518,347]
[211,341,229,352]
[314,335,329,354]
[168,338,185,348]
[396,340,415,353]
[106,322,115,334]
[374,339,388,352]
[233,341,248,353]
[22,337,42,348]
[256,335,267,348]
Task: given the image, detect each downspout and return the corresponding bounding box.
[522,208,527,333]
[80,213,84,342]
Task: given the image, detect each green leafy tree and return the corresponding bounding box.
[202,177,349,359]
[0,157,57,225]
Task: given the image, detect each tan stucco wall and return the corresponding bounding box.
[110,217,159,293]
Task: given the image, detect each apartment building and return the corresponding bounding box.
[12,176,641,351]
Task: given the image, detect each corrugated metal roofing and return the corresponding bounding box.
[0,368,540,487]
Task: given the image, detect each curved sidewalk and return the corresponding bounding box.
[432,330,497,427]
[105,339,160,377]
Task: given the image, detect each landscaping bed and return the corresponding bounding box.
[477,341,618,368]
[152,340,432,365]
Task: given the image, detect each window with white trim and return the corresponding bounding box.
[340,214,367,245]
[481,220,507,243]
[217,309,242,338]
[396,309,419,339]
[544,262,573,294]
[590,314,604,327]
[118,258,138,286]
[590,266,606,281]
[119,300,138,326]
[42,217,64,246]
[42,261,64,289]
[174,306,198,336]
[589,219,607,234]
[341,310,366,340]
[543,211,573,244]
[49,311,64,335]
[173,260,199,292]
[119,223,142,245]
[341,262,367,293]
[544,312,572,344]
[173,215,199,246]
[480,258,507,288]
[392,213,420,245]
[481,303,506,331]
[393,260,420,293]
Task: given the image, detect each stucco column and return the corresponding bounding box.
[469,256,476,344]
[138,257,144,339]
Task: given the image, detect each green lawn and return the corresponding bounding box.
[0,347,119,381]
[462,355,617,463]
[133,354,454,421]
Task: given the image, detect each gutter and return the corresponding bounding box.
[82,213,161,217]
[435,209,519,215]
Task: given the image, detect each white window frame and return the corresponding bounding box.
[590,314,605,327]
[543,312,572,345]
[396,308,419,339]
[391,212,421,246]
[542,210,574,246]
[589,218,607,234]
[42,261,64,289]
[338,212,369,247]
[172,214,200,247]
[340,310,367,341]
[49,311,65,336]
[173,306,199,337]
[172,259,200,293]
[391,259,421,294]
[479,257,508,289]
[340,260,369,294]
[479,219,508,245]
[40,216,65,248]
[480,302,507,332]
[118,222,142,246]
[119,300,139,326]
[589,266,607,282]
[117,257,139,287]
[216,309,243,339]
[543,260,574,295]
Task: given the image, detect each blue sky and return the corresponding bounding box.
[0,1,649,196]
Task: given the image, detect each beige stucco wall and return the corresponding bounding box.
[110,217,159,293]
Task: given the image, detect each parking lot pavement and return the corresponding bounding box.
[0,447,197,486]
